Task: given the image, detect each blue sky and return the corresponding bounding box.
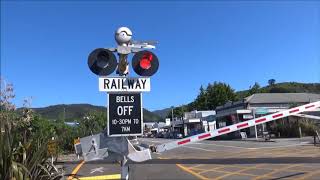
[1,1,319,111]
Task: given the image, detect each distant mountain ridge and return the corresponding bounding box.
[152,107,172,119]
[29,104,163,122]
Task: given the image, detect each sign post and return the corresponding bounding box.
[108,93,143,136]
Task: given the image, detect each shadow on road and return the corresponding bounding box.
[269,172,305,180]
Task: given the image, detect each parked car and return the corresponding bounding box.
[175,133,183,139]
[163,132,170,138]
[262,131,271,141]
[168,132,183,139]
[145,132,154,138]
[156,132,165,138]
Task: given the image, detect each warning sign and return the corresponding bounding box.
[108,93,143,136]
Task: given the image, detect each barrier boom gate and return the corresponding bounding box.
[153,101,320,153]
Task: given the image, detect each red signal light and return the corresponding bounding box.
[139,53,153,70]
[132,50,159,77]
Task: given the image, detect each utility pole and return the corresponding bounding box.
[63,107,66,121]
[171,106,174,134]
[253,109,258,139]
[171,107,174,121]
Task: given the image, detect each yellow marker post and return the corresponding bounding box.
[47,137,57,165]
[74,137,81,159]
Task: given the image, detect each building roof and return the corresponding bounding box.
[245,93,320,104]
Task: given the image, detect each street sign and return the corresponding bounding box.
[108,93,143,136]
[243,114,254,119]
[255,108,269,115]
[99,77,150,92]
[165,118,171,126]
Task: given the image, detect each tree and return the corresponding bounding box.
[193,85,208,110]
[268,79,276,86]
[166,106,187,119]
[186,102,196,112]
[77,111,107,137]
[248,82,261,96]
[270,87,288,93]
[206,82,237,110]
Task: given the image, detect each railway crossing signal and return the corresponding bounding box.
[84,27,160,179]
[87,27,159,77]
[87,27,159,138]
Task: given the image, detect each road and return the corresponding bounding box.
[63,137,320,180]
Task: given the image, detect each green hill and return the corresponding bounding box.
[29,104,163,122]
[153,107,172,119]
[236,82,320,99]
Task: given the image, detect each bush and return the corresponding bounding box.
[268,118,317,138]
[0,79,63,180]
[299,120,318,136]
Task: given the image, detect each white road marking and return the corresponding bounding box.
[145,140,163,143]
[246,141,310,150]
[141,139,215,152]
[192,142,252,149]
[139,139,162,143]
[90,167,104,174]
[140,138,310,151]
[184,146,216,152]
[193,141,310,150]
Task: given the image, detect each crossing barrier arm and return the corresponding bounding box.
[152,101,320,153]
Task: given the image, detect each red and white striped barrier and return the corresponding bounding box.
[155,101,320,153]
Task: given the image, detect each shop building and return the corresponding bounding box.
[215,93,320,139]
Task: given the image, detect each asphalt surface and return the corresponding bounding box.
[63,137,320,180]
